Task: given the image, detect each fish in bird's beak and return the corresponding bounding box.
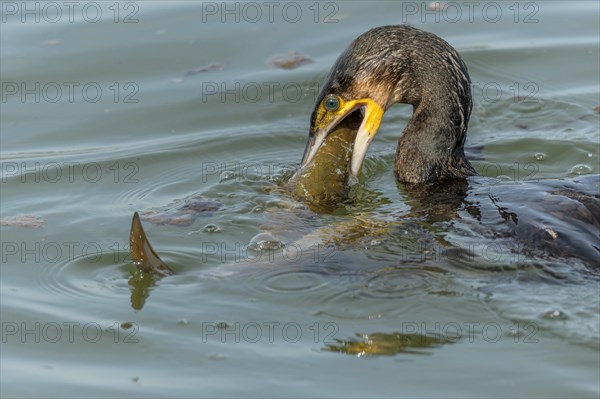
[297,95,385,185]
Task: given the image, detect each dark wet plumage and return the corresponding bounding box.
[298,25,599,269]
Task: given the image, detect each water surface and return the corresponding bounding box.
[1,1,599,397]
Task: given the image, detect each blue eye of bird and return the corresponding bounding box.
[324,96,340,111]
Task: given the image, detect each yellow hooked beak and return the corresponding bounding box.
[299,97,384,184]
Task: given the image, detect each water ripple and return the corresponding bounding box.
[255,265,330,295]
[36,251,132,300]
[357,266,451,300]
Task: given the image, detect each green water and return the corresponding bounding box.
[1,1,599,397]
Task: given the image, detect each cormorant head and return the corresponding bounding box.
[298,25,472,185]
[299,34,392,184]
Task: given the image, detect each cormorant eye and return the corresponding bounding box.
[324,95,340,112]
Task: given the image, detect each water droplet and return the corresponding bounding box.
[253,240,285,252]
[252,206,263,213]
[177,318,189,325]
[219,171,235,183]
[569,164,592,175]
[533,152,546,161]
[248,233,285,252]
[588,153,593,158]
[215,321,230,329]
[542,309,568,320]
[203,224,221,233]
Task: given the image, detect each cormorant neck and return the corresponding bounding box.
[394,96,476,184]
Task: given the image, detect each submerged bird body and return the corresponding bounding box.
[129,25,599,282]
[295,25,599,268]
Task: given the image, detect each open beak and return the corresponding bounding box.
[298,98,384,184]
